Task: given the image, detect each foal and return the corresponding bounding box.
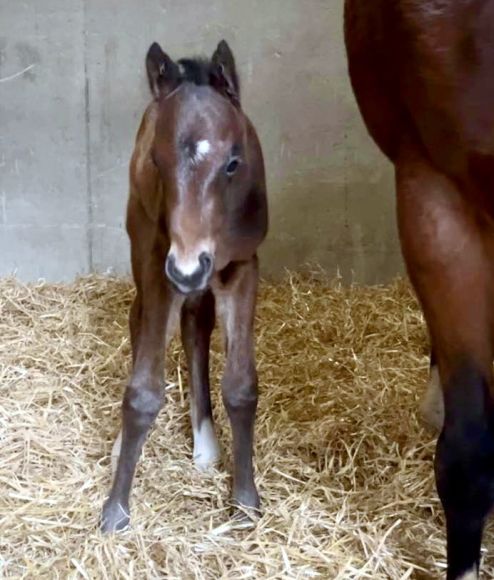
[101,40,268,532]
[345,1,494,578]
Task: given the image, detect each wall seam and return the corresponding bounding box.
[82,0,93,272]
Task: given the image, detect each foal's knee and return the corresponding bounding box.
[123,379,163,427]
[222,368,258,413]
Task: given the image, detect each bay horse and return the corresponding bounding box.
[101,40,268,532]
[345,1,494,578]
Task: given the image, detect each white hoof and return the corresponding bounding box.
[193,418,221,470]
[111,430,122,475]
[420,366,444,431]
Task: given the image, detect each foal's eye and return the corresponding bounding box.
[225,157,240,177]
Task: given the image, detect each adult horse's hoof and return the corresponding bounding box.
[100,499,130,533]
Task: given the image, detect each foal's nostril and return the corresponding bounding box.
[165,254,177,284]
[199,252,214,275]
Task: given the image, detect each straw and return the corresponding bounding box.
[0,271,491,578]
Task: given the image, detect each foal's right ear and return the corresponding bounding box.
[211,40,240,106]
[146,42,179,99]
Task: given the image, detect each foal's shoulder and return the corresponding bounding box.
[129,101,160,208]
[135,102,159,145]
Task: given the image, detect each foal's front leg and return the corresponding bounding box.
[101,267,175,533]
[216,258,260,511]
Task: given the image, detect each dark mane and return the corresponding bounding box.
[176,56,241,104]
[177,57,215,86]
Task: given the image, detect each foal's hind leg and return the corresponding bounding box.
[111,293,143,473]
[397,142,494,580]
[102,265,179,533]
[181,290,220,470]
[215,259,260,512]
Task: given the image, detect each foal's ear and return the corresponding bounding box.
[146,42,179,99]
[211,40,240,105]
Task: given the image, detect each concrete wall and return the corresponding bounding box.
[0,0,403,283]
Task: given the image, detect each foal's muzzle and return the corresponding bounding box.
[165,251,214,294]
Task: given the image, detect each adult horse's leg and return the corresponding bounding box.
[180,290,220,469]
[397,138,494,580]
[101,259,177,533]
[216,258,260,511]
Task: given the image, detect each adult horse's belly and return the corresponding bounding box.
[402,1,494,171]
[345,0,494,210]
[344,0,406,162]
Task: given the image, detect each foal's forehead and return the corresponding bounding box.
[174,85,243,147]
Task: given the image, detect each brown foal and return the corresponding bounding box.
[101,40,268,533]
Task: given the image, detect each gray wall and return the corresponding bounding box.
[0,0,403,283]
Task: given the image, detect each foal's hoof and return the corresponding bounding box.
[232,489,261,521]
[232,505,261,525]
[100,499,130,533]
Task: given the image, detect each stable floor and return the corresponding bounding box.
[1,273,492,578]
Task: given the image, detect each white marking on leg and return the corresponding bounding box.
[457,568,478,580]
[111,430,122,475]
[420,364,444,430]
[193,417,220,470]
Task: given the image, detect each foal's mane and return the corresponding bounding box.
[176,56,240,100]
[177,58,216,86]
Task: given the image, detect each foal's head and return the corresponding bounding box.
[146,41,267,295]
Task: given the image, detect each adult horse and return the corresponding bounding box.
[345,1,494,578]
[101,40,268,532]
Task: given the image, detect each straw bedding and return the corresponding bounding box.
[1,272,493,579]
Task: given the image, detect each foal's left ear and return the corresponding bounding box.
[146,42,179,100]
[211,40,240,106]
